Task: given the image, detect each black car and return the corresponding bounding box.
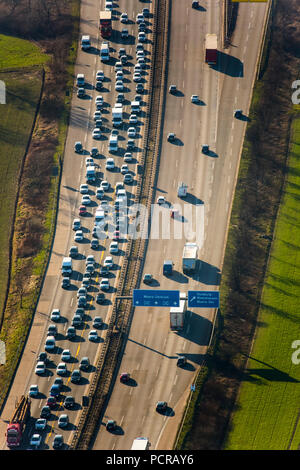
[79,357,90,371]
[63,396,75,409]
[96,81,103,91]
[100,265,110,276]
[192,0,199,8]
[177,356,187,367]
[156,401,167,412]
[167,133,176,142]
[37,351,48,363]
[106,420,116,431]
[52,434,64,449]
[96,293,105,304]
[40,405,51,419]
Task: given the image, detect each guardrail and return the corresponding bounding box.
[70,0,170,449]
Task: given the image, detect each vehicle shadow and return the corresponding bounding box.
[212,51,244,78]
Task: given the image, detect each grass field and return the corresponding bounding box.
[224,115,300,450]
[0,34,48,322]
[0,34,47,69]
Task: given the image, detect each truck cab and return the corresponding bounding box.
[163,260,173,275]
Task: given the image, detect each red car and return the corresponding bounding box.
[120,373,130,383]
[113,230,120,240]
[79,205,87,216]
[46,396,57,409]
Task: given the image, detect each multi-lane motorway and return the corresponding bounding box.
[0,0,269,451]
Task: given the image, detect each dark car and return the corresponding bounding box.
[52,434,64,449]
[46,396,57,409]
[120,372,130,383]
[74,141,83,153]
[50,384,61,397]
[79,205,87,216]
[106,420,116,431]
[100,265,110,276]
[192,0,199,8]
[169,84,177,94]
[96,81,103,91]
[177,356,187,367]
[156,401,167,412]
[37,351,48,363]
[71,369,81,384]
[61,277,70,289]
[202,144,209,154]
[63,396,75,409]
[96,293,105,304]
[79,357,90,371]
[40,405,51,419]
[66,326,76,339]
[167,133,176,142]
[143,273,153,285]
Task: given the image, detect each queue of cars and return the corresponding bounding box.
[28,3,154,450]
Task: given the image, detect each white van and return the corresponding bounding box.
[76,73,85,87]
[100,41,110,62]
[81,35,91,50]
[45,336,56,352]
[131,101,140,114]
[109,134,118,152]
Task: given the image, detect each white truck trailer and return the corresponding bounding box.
[170,292,187,331]
[131,437,149,450]
[182,242,198,274]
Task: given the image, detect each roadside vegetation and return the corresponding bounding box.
[0,0,80,408]
[176,0,300,450]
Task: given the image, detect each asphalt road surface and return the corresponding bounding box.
[0,0,268,451]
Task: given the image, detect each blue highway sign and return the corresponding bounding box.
[188,291,220,308]
[133,289,180,307]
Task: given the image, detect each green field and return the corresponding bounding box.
[224,116,300,450]
[0,35,47,321]
[0,34,48,69]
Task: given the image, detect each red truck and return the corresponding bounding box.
[205,33,218,65]
[6,395,31,448]
[99,11,112,39]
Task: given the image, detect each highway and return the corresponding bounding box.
[0,0,269,451]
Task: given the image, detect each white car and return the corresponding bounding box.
[77,286,87,299]
[94,110,102,120]
[35,362,45,375]
[81,195,91,205]
[88,329,98,342]
[100,278,110,291]
[138,57,146,68]
[191,94,199,103]
[115,70,124,80]
[133,72,142,82]
[61,349,71,362]
[92,128,101,139]
[104,256,114,268]
[124,152,133,163]
[85,158,94,167]
[105,1,113,11]
[30,434,42,448]
[115,62,123,72]
[80,183,89,193]
[100,180,110,191]
[134,64,142,74]
[95,95,104,106]
[115,181,124,192]
[120,12,128,23]
[50,309,61,322]
[56,362,67,376]
[74,230,84,242]
[115,80,124,91]
[96,70,104,81]
[29,385,39,397]
[129,114,138,124]
[121,164,129,175]
[58,414,69,429]
[127,127,136,138]
[136,13,144,23]
[86,255,95,265]
[106,158,115,170]
[136,50,145,59]
[157,196,166,205]
[72,218,81,231]
[138,32,146,42]
[124,173,133,184]
[35,419,46,431]
[109,241,119,254]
